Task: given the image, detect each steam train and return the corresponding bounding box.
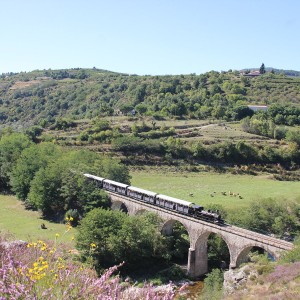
[83,173,224,225]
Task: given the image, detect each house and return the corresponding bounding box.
[247,105,268,112]
[242,70,261,77]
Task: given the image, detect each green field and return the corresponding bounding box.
[0,195,75,243]
[1,171,299,240]
[131,169,300,212]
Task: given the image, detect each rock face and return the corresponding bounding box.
[223,265,258,295]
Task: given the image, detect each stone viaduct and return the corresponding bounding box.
[108,191,294,278]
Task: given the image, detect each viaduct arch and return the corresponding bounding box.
[107,191,293,278]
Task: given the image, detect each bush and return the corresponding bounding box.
[200,268,224,300]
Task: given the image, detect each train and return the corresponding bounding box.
[83,173,224,225]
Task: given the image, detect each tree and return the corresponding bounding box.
[231,198,300,238]
[11,143,60,201]
[108,213,168,271]
[60,170,110,215]
[260,63,266,74]
[76,210,169,274]
[0,133,32,192]
[28,163,65,218]
[76,208,126,271]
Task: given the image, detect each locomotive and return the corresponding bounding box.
[83,173,224,225]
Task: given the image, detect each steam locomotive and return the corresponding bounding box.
[84,173,224,225]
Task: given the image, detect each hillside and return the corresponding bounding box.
[1,68,300,128]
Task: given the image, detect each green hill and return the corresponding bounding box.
[1,68,300,128]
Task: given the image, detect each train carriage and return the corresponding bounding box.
[127,186,157,203]
[155,194,194,214]
[103,179,129,195]
[83,174,105,188]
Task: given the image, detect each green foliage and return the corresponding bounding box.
[76,208,126,269]
[260,63,266,74]
[286,130,300,146]
[28,162,65,218]
[230,198,300,238]
[112,136,144,152]
[0,133,32,192]
[200,268,224,300]
[108,213,169,272]
[76,210,169,273]
[207,234,230,269]
[2,68,300,126]
[165,222,190,262]
[10,143,60,200]
[49,118,76,130]
[280,237,300,263]
[25,126,43,142]
[92,156,131,184]
[60,170,110,215]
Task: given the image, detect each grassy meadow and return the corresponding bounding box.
[1,169,300,240]
[130,169,300,212]
[0,195,75,243]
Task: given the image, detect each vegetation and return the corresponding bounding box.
[0,66,300,298]
[0,233,175,299]
[0,131,130,220]
[200,268,224,300]
[0,195,74,242]
[1,68,300,128]
[76,209,170,275]
[220,242,300,300]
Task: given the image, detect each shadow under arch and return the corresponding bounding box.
[235,244,277,267]
[111,200,128,214]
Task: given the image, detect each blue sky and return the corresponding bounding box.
[1,0,299,75]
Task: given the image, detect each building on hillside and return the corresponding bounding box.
[242,70,261,77]
[247,105,268,112]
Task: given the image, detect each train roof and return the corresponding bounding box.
[83,173,105,182]
[103,179,129,188]
[156,194,194,207]
[127,186,157,197]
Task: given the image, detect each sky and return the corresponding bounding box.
[1,0,300,75]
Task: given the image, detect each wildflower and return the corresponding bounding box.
[90,243,97,249]
[55,233,60,238]
[71,236,75,241]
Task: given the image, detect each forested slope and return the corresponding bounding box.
[1,68,300,127]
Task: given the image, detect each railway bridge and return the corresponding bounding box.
[108,191,294,278]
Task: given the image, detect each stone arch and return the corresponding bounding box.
[111,200,128,214]
[235,244,278,267]
[161,219,191,239]
[191,230,232,277]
